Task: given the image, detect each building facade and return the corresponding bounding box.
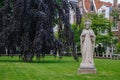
[78,0,112,19]
[112,0,120,42]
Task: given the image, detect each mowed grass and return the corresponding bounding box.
[0,56,120,80]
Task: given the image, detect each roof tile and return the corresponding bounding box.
[84,0,112,11]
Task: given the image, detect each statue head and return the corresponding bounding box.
[84,19,92,29]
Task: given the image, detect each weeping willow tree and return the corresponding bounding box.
[0,0,81,62]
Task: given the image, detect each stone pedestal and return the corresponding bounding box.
[78,63,97,74]
[79,19,97,74]
[78,67,96,74]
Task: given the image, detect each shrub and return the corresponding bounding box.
[116,43,120,54]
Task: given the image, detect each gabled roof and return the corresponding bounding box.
[84,0,91,11]
[94,0,112,10]
[84,0,112,12]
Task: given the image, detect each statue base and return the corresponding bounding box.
[78,63,97,74]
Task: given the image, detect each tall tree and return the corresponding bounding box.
[0,0,81,61]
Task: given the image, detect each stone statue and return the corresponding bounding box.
[78,19,96,74]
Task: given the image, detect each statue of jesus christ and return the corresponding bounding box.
[80,19,96,68]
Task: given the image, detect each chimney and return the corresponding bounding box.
[78,0,83,8]
[78,0,83,14]
[113,0,118,9]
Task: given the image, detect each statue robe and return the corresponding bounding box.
[80,29,96,67]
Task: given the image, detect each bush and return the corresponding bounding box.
[116,43,120,54]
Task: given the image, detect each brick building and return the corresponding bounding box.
[112,0,120,42]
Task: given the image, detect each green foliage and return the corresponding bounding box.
[0,56,120,80]
[110,9,120,49]
[54,29,59,39]
[71,24,80,49]
[56,0,62,4]
[110,9,120,31]
[85,13,113,45]
[110,9,120,20]
[86,13,112,35]
[70,18,85,50]
[116,43,120,54]
[96,35,113,45]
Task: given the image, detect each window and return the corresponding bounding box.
[102,10,105,17]
[100,29,108,35]
[102,10,105,13]
[113,36,119,40]
[111,23,119,31]
[90,2,94,11]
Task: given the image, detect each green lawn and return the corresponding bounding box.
[0,56,120,80]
